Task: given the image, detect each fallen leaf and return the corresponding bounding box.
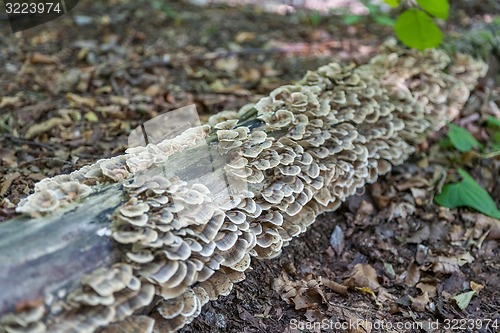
[26,117,72,139]
[410,291,429,312]
[329,225,345,255]
[66,92,96,108]
[84,111,99,122]
[345,264,380,291]
[214,56,240,73]
[452,291,475,310]
[0,172,20,197]
[416,282,437,298]
[355,287,382,307]
[31,52,58,64]
[354,200,374,225]
[449,224,465,242]
[383,262,396,279]
[304,309,323,322]
[457,252,474,266]
[432,256,460,274]
[0,96,21,108]
[407,224,430,243]
[404,262,421,287]
[235,31,256,43]
[415,244,429,265]
[470,281,484,294]
[388,202,416,220]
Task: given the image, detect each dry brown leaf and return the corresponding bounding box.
[432,256,460,274]
[388,202,416,220]
[304,309,323,322]
[345,264,380,291]
[404,262,421,287]
[0,96,21,108]
[410,292,429,312]
[377,287,396,303]
[31,52,58,64]
[238,67,261,83]
[0,149,16,167]
[457,252,475,266]
[449,224,465,242]
[214,57,239,73]
[66,92,96,108]
[354,200,374,225]
[472,213,500,240]
[415,244,429,265]
[470,281,484,294]
[410,187,428,205]
[344,311,372,333]
[26,117,72,138]
[394,177,429,191]
[292,295,310,310]
[0,172,20,197]
[143,84,162,97]
[407,224,430,243]
[235,32,256,43]
[416,282,437,298]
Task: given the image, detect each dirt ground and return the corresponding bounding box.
[0,0,499,332]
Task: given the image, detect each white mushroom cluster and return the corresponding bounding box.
[15,126,211,217]
[3,41,488,333]
[16,177,93,217]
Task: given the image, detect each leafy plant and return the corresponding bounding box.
[447,123,482,152]
[152,1,180,20]
[309,11,323,28]
[444,121,500,159]
[435,120,500,219]
[487,115,500,127]
[487,116,500,152]
[384,0,449,50]
[435,169,500,219]
[342,0,395,27]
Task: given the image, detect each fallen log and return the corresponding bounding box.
[0,40,489,333]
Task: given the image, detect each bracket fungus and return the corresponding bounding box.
[1,41,488,333]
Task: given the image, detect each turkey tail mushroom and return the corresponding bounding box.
[0,41,488,333]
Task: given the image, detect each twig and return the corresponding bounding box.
[0,134,57,150]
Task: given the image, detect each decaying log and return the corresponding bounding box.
[0,40,489,333]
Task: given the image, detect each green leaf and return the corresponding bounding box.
[416,0,449,19]
[394,9,443,50]
[384,0,400,8]
[487,116,500,127]
[493,132,500,145]
[447,124,482,152]
[308,11,322,27]
[374,15,396,26]
[453,291,475,310]
[435,169,500,219]
[438,136,453,149]
[343,15,362,25]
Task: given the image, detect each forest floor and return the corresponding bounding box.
[0,0,499,332]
